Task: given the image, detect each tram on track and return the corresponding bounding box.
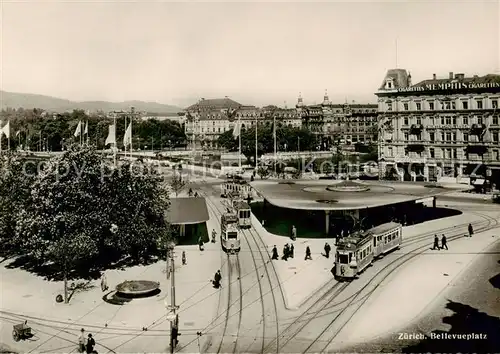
[334,222,402,280]
[220,212,241,254]
[221,175,252,199]
[233,200,252,229]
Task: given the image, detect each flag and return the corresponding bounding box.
[105,124,116,146]
[232,120,241,138]
[84,121,88,135]
[123,123,132,147]
[1,121,10,138]
[15,130,20,137]
[272,122,276,139]
[74,121,82,137]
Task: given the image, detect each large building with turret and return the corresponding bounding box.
[376,69,500,187]
[295,91,378,150]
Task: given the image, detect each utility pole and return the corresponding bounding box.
[167,242,179,353]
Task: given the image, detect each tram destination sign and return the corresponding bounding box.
[398,81,500,93]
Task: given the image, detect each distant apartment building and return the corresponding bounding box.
[107,106,144,121]
[376,69,500,186]
[295,91,378,149]
[141,112,186,125]
[184,98,301,149]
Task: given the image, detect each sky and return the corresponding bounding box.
[1,0,499,108]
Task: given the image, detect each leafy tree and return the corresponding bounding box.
[257,166,270,179]
[170,168,186,197]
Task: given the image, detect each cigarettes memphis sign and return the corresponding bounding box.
[398,81,500,93]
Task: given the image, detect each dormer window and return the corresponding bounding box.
[385,78,394,90]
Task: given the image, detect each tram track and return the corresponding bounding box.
[299,212,500,354]
[272,210,500,353]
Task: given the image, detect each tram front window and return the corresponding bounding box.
[228,232,237,239]
[338,254,349,264]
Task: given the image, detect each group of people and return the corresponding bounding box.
[78,329,96,354]
[188,188,199,198]
[212,270,222,288]
[432,234,448,250]
[271,244,313,261]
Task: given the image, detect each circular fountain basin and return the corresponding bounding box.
[115,280,160,297]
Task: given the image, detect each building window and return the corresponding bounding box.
[493,132,499,142]
[213,128,215,132]
[444,102,451,110]
[462,101,468,110]
[445,117,452,125]
[453,149,457,159]
[404,103,409,111]
[478,117,483,124]
[404,132,409,141]
[452,117,457,125]
[451,101,456,110]
[463,116,468,125]
[446,132,452,141]
[387,102,393,111]
[492,100,498,109]
[388,147,393,157]
[416,117,422,125]
[441,117,445,125]
[218,127,221,133]
[416,103,421,111]
[404,117,409,125]
[429,148,435,158]
[493,116,499,125]
[429,132,435,142]
[495,150,500,161]
[452,132,457,141]
[429,102,434,110]
[463,132,469,142]
[476,100,483,109]
[441,132,445,141]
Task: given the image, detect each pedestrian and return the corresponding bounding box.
[441,234,448,250]
[100,272,108,292]
[198,237,204,251]
[324,242,331,258]
[305,246,312,260]
[86,333,95,354]
[282,244,289,261]
[182,251,186,265]
[432,235,440,250]
[211,229,217,243]
[78,328,86,353]
[468,223,474,237]
[213,270,222,288]
[188,188,193,197]
[289,244,294,258]
[291,225,297,241]
[271,245,279,260]
[194,191,199,197]
[340,229,344,238]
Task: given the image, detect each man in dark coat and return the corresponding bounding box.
[432,235,440,250]
[86,333,95,354]
[289,244,294,258]
[305,246,312,260]
[271,245,279,260]
[213,270,222,288]
[441,234,448,250]
[282,244,289,261]
[324,242,331,258]
[468,223,474,237]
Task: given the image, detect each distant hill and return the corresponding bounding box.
[0,90,183,114]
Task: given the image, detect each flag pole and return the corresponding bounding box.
[238,115,241,170]
[130,114,133,158]
[273,114,277,175]
[113,115,117,168]
[255,115,258,169]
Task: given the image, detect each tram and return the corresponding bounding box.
[334,222,402,280]
[220,212,241,254]
[221,175,252,199]
[233,200,252,229]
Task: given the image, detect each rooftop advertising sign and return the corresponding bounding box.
[398,81,500,93]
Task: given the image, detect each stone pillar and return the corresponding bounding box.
[180,224,186,237]
[325,210,330,235]
[424,165,429,182]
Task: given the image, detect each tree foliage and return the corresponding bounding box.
[0,108,187,152]
[1,145,171,277]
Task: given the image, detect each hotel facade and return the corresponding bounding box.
[376,69,500,186]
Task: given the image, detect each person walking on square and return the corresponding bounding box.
[86,333,95,354]
[305,246,312,260]
[324,242,331,258]
[211,229,217,243]
[100,272,108,292]
[289,244,294,258]
[291,225,297,241]
[441,234,448,250]
[78,328,86,353]
[198,236,204,251]
[271,245,279,260]
[282,244,289,261]
[432,235,440,250]
[468,223,474,237]
[182,251,187,265]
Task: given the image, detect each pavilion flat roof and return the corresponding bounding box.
[166,197,209,224]
[250,180,468,211]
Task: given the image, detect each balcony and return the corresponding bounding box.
[409,124,423,135]
[465,144,488,155]
[470,123,486,136]
[405,143,425,153]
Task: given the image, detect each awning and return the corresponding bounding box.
[166,197,209,225]
[473,179,485,186]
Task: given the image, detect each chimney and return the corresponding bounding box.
[433,73,436,80]
[449,72,454,79]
